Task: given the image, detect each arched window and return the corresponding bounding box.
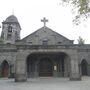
[81,60,88,75]
[8,26,12,32]
[7,26,12,39]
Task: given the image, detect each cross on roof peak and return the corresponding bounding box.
[41,17,48,27]
[12,9,15,15]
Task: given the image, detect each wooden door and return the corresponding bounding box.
[39,58,53,76]
[2,61,9,77]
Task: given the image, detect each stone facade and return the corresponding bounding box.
[0,15,90,82]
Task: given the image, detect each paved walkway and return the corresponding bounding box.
[0,76,90,90]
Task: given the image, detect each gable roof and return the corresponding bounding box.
[18,26,73,45]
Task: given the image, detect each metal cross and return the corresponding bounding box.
[12,9,15,15]
[41,17,48,27]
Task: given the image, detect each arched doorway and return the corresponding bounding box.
[39,57,53,77]
[26,52,70,78]
[1,61,9,77]
[81,60,88,75]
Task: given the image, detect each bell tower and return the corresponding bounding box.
[1,15,21,44]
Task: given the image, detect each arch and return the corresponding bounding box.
[26,51,71,78]
[1,60,9,77]
[81,59,88,75]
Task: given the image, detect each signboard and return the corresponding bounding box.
[54,66,57,70]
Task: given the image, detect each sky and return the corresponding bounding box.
[0,0,90,44]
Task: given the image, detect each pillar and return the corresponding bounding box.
[70,54,81,81]
[0,64,2,77]
[34,60,39,77]
[15,50,27,82]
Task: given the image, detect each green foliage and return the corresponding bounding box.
[61,0,90,25]
[78,36,85,44]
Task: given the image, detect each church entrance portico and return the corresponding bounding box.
[26,52,70,78]
[15,49,81,82]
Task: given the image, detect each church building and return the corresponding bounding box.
[0,15,90,82]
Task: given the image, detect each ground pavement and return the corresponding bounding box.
[0,76,90,90]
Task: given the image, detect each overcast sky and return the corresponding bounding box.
[0,0,90,44]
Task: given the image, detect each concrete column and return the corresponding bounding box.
[15,50,27,82]
[34,60,39,77]
[0,64,2,77]
[87,64,90,75]
[70,54,81,81]
[59,59,63,77]
[53,61,58,77]
[64,57,70,77]
[64,57,68,77]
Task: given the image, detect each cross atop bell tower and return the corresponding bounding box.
[41,17,48,27]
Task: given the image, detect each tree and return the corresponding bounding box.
[61,0,90,25]
[78,36,85,44]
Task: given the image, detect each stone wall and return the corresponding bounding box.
[0,44,90,81]
[0,44,17,77]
